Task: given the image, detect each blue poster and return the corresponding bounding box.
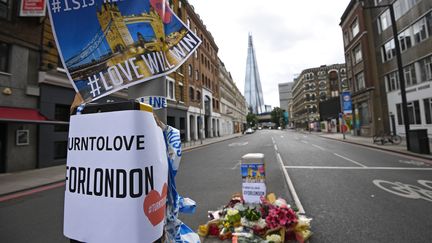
[47,0,201,102]
[283,111,289,123]
[341,91,352,114]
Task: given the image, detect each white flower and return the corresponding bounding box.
[274,198,288,208]
[266,234,282,243]
[227,209,239,216]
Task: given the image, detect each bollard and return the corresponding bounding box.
[241,153,266,204]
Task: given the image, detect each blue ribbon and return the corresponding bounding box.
[164,126,200,243]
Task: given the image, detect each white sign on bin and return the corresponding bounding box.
[64,110,168,243]
[241,153,266,204]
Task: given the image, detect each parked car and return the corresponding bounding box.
[245,128,254,134]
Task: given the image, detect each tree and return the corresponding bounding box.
[246,112,258,127]
[271,107,285,127]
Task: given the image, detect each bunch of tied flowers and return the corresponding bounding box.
[260,197,298,229]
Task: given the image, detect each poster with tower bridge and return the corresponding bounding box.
[47,0,201,102]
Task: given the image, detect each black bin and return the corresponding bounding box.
[408,129,430,154]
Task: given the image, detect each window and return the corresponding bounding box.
[394,0,421,20]
[186,17,190,28]
[195,70,199,81]
[355,72,365,91]
[351,19,359,38]
[374,0,383,5]
[179,83,184,102]
[189,87,194,101]
[378,10,391,33]
[398,27,413,52]
[167,77,175,100]
[427,12,432,41]
[424,98,432,124]
[413,17,427,44]
[385,71,400,92]
[54,141,68,159]
[398,101,421,125]
[403,63,417,86]
[353,44,362,64]
[419,55,432,82]
[408,100,421,124]
[0,0,10,19]
[196,90,201,101]
[54,105,70,132]
[194,51,198,59]
[0,42,8,72]
[311,94,316,101]
[343,31,349,46]
[319,81,326,90]
[320,92,327,101]
[188,65,192,77]
[382,39,395,62]
[167,116,175,127]
[359,102,370,125]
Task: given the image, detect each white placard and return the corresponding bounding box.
[64,110,168,243]
[242,182,266,204]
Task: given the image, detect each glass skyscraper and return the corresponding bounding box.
[244,34,265,114]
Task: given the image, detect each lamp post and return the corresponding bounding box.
[360,0,410,150]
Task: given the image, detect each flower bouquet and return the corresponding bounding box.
[198,193,312,242]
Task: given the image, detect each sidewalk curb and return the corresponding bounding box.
[183,134,244,152]
[0,180,65,199]
[317,134,432,162]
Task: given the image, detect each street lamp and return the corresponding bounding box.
[306,107,311,133]
[360,0,410,150]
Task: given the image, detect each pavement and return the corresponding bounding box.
[0,130,431,197]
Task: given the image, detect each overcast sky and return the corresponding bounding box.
[187,0,351,108]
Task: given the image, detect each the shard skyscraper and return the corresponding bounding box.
[244,34,265,114]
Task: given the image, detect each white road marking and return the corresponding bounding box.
[228,142,249,147]
[312,144,325,151]
[301,140,308,144]
[231,161,241,170]
[272,139,305,214]
[398,159,430,167]
[284,166,432,170]
[333,153,367,167]
[373,179,432,202]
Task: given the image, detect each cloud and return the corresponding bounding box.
[188,0,351,108]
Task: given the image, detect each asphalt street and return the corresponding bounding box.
[1,129,431,242]
[272,129,432,243]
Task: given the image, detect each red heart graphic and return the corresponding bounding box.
[143,183,168,226]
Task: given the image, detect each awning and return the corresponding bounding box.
[0,107,69,125]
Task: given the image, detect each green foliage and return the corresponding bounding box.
[271,107,285,127]
[246,113,258,127]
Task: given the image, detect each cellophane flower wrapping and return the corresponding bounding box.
[198,193,312,242]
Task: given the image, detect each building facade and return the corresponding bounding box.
[173,0,222,142]
[341,0,390,137]
[278,82,293,111]
[0,1,43,172]
[219,59,247,136]
[341,0,432,138]
[291,64,347,130]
